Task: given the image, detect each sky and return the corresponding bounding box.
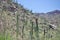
[17,0,60,13]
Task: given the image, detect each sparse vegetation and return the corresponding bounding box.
[0,0,60,40]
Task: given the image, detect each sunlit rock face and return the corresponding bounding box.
[48,24,57,30]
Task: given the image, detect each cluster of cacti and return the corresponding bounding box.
[0,0,59,40]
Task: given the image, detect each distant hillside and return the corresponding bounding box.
[47,10,60,14]
[35,10,60,26]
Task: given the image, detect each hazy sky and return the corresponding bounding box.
[17,0,60,13]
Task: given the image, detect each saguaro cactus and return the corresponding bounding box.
[21,25,24,40]
[30,21,33,40]
[35,18,39,40]
[16,13,19,40]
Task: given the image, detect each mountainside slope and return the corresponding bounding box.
[0,0,60,40]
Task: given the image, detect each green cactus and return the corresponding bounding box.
[21,25,24,40]
[35,18,39,40]
[16,13,19,40]
[30,21,33,40]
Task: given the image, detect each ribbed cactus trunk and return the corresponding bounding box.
[21,13,26,40]
[43,28,46,40]
[30,21,33,40]
[43,28,47,36]
[16,13,19,40]
[21,25,24,40]
[35,18,39,40]
[2,11,8,40]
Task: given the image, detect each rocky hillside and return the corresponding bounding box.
[0,0,60,40]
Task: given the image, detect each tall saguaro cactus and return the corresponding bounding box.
[35,18,39,40]
[16,13,19,40]
[30,21,33,40]
[21,25,24,40]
